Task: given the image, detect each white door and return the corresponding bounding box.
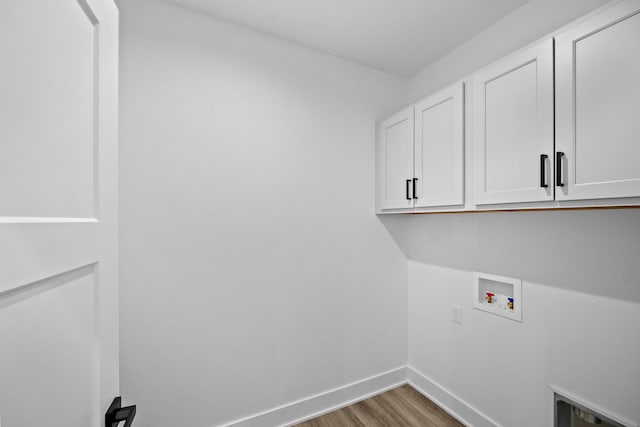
[377,108,415,210]
[472,39,554,205]
[556,0,640,201]
[0,0,119,426]
[413,82,464,208]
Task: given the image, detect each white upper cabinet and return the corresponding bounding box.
[377,83,465,212]
[377,108,414,210]
[472,39,555,205]
[414,83,464,208]
[556,0,640,201]
[377,1,640,214]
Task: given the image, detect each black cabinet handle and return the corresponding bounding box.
[540,154,548,188]
[406,179,411,200]
[556,152,565,187]
[412,178,418,199]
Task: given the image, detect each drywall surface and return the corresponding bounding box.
[409,0,609,102]
[407,1,640,425]
[408,209,640,303]
[118,1,409,426]
[409,260,640,427]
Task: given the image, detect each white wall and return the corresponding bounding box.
[407,1,640,426]
[409,0,610,102]
[409,260,640,427]
[118,1,409,426]
[119,0,640,426]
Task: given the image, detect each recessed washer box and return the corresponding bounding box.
[473,272,522,322]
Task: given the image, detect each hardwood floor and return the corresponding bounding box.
[292,385,463,427]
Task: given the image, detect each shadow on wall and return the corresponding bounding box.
[384,208,640,304]
[377,215,410,259]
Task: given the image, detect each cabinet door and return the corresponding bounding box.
[414,83,464,208]
[377,108,415,210]
[556,0,640,201]
[472,39,554,205]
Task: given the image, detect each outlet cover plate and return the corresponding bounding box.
[451,305,463,324]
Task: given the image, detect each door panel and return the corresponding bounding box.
[414,82,464,208]
[0,0,119,426]
[473,39,554,205]
[556,0,640,200]
[0,0,96,219]
[378,108,414,210]
[485,61,537,192]
[0,268,96,427]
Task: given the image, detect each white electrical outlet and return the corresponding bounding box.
[451,305,463,324]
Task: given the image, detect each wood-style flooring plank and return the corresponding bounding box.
[292,385,463,427]
[392,385,463,426]
[299,407,365,427]
[349,395,402,426]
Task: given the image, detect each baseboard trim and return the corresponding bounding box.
[219,366,499,427]
[219,366,408,427]
[407,366,499,427]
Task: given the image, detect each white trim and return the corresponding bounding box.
[0,217,98,224]
[407,366,500,427]
[218,366,407,427]
[218,366,504,427]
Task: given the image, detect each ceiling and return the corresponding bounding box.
[161,0,530,77]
